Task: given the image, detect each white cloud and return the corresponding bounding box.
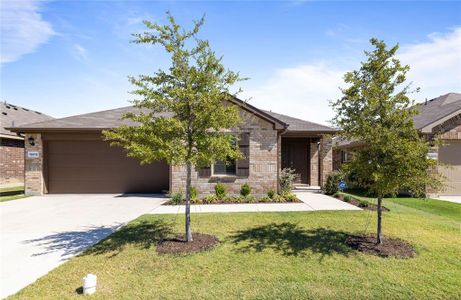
[243,27,461,125]
[242,64,345,125]
[1,0,55,63]
[72,43,88,61]
[398,27,461,101]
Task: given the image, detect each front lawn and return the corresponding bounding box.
[0,186,27,202]
[11,200,461,299]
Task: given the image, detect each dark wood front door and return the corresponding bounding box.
[282,139,310,184]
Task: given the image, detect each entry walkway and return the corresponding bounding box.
[151,191,360,214]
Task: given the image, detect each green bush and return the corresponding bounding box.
[333,192,340,198]
[279,168,296,194]
[203,194,217,204]
[215,183,226,199]
[240,183,251,197]
[245,195,257,203]
[343,195,352,202]
[358,200,369,208]
[190,186,198,200]
[170,192,184,205]
[284,192,297,202]
[267,189,275,199]
[260,196,271,203]
[324,171,343,195]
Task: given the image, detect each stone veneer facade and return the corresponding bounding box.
[171,108,279,196]
[23,133,44,195]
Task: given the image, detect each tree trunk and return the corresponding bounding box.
[377,196,383,244]
[185,162,193,242]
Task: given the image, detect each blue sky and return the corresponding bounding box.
[1,0,461,125]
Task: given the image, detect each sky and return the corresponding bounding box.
[1,0,461,126]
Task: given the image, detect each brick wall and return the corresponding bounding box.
[171,108,279,196]
[0,138,25,185]
[309,142,319,186]
[321,137,333,186]
[24,133,44,195]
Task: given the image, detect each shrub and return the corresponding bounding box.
[333,192,340,198]
[203,194,217,204]
[170,192,184,205]
[324,171,343,195]
[279,168,296,194]
[267,189,275,199]
[240,183,251,197]
[358,200,369,208]
[343,195,352,202]
[284,192,297,202]
[245,195,257,203]
[190,186,198,200]
[215,183,226,199]
[260,196,271,203]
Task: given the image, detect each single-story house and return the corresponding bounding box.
[0,102,53,186]
[8,98,337,196]
[333,92,461,196]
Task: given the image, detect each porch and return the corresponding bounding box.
[281,136,333,188]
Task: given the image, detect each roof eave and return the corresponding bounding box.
[5,127,111,133]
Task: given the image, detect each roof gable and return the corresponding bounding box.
[1,102,53,138]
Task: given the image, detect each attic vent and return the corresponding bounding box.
[35,111,42,115]
[22,108,29,111]
[5,105,10,109]
[2,112,6,115]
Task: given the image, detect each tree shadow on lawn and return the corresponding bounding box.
[83,219,173,257]
[229,222,354,258]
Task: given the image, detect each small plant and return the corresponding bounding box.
[358,200,369,208]
[190,186,198,200]
[284,192,297,202]
[203,194,217,204]
[260,196,271,203]
[324,171,343,195]
[267,189,275,199]
[245,195,257,203]
[344,195,352,202]
[279,168,296,194]
[170,192,184,205]
[333,192,340,198]
[215,183,226,199]
[240,183,251,197]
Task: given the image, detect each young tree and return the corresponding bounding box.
[104,13,244,242]
[332,38,443,244]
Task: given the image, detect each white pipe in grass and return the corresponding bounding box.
[83,274,97,295]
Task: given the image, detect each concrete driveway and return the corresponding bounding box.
[0,194,166,298]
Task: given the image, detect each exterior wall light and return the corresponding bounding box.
[28,136,35,146]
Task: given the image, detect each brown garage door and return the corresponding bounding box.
[45,140,169,194]
[438,140,461,195]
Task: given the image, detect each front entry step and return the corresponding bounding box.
[293,184,322,193]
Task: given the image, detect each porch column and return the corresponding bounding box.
[310,140,319,186]
[24,133,44,195]
[320,137,333,187]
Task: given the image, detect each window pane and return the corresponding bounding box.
[214,157,236,175]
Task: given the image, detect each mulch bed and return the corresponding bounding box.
[346,235,416,258]
[336,195,390,212]
[157,233,219,255]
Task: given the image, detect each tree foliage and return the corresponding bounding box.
[331,38,444,243]
[103,12,245,241]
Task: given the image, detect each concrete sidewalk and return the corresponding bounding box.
[151,191,360,214]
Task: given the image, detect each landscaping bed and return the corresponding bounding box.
[334,193,390,211]
[157,233,219,254]
[166,194,301,205]
[346,235,415,258]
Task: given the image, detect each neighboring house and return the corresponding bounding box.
[333,92,461,196]
[0,102,53,186]
[8,98,337,196]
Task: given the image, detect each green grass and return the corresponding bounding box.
[0,185,27,202]
[10,200,461,300]
[0,194,29,202]
[0,185,24,193]
[339,190,461,222]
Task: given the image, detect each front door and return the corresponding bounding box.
[282,140,310,184]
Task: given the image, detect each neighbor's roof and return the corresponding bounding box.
[1,102,53,139]
[413,93,461,132]
[8,99,336,134]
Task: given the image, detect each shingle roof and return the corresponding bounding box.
[413,93,461,130]
[1,102,53,138]
[8,101,336,133]
[263,110,337,133]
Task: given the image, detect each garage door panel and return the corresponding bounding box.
[46,140,169,193]
[438,140,461,195]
